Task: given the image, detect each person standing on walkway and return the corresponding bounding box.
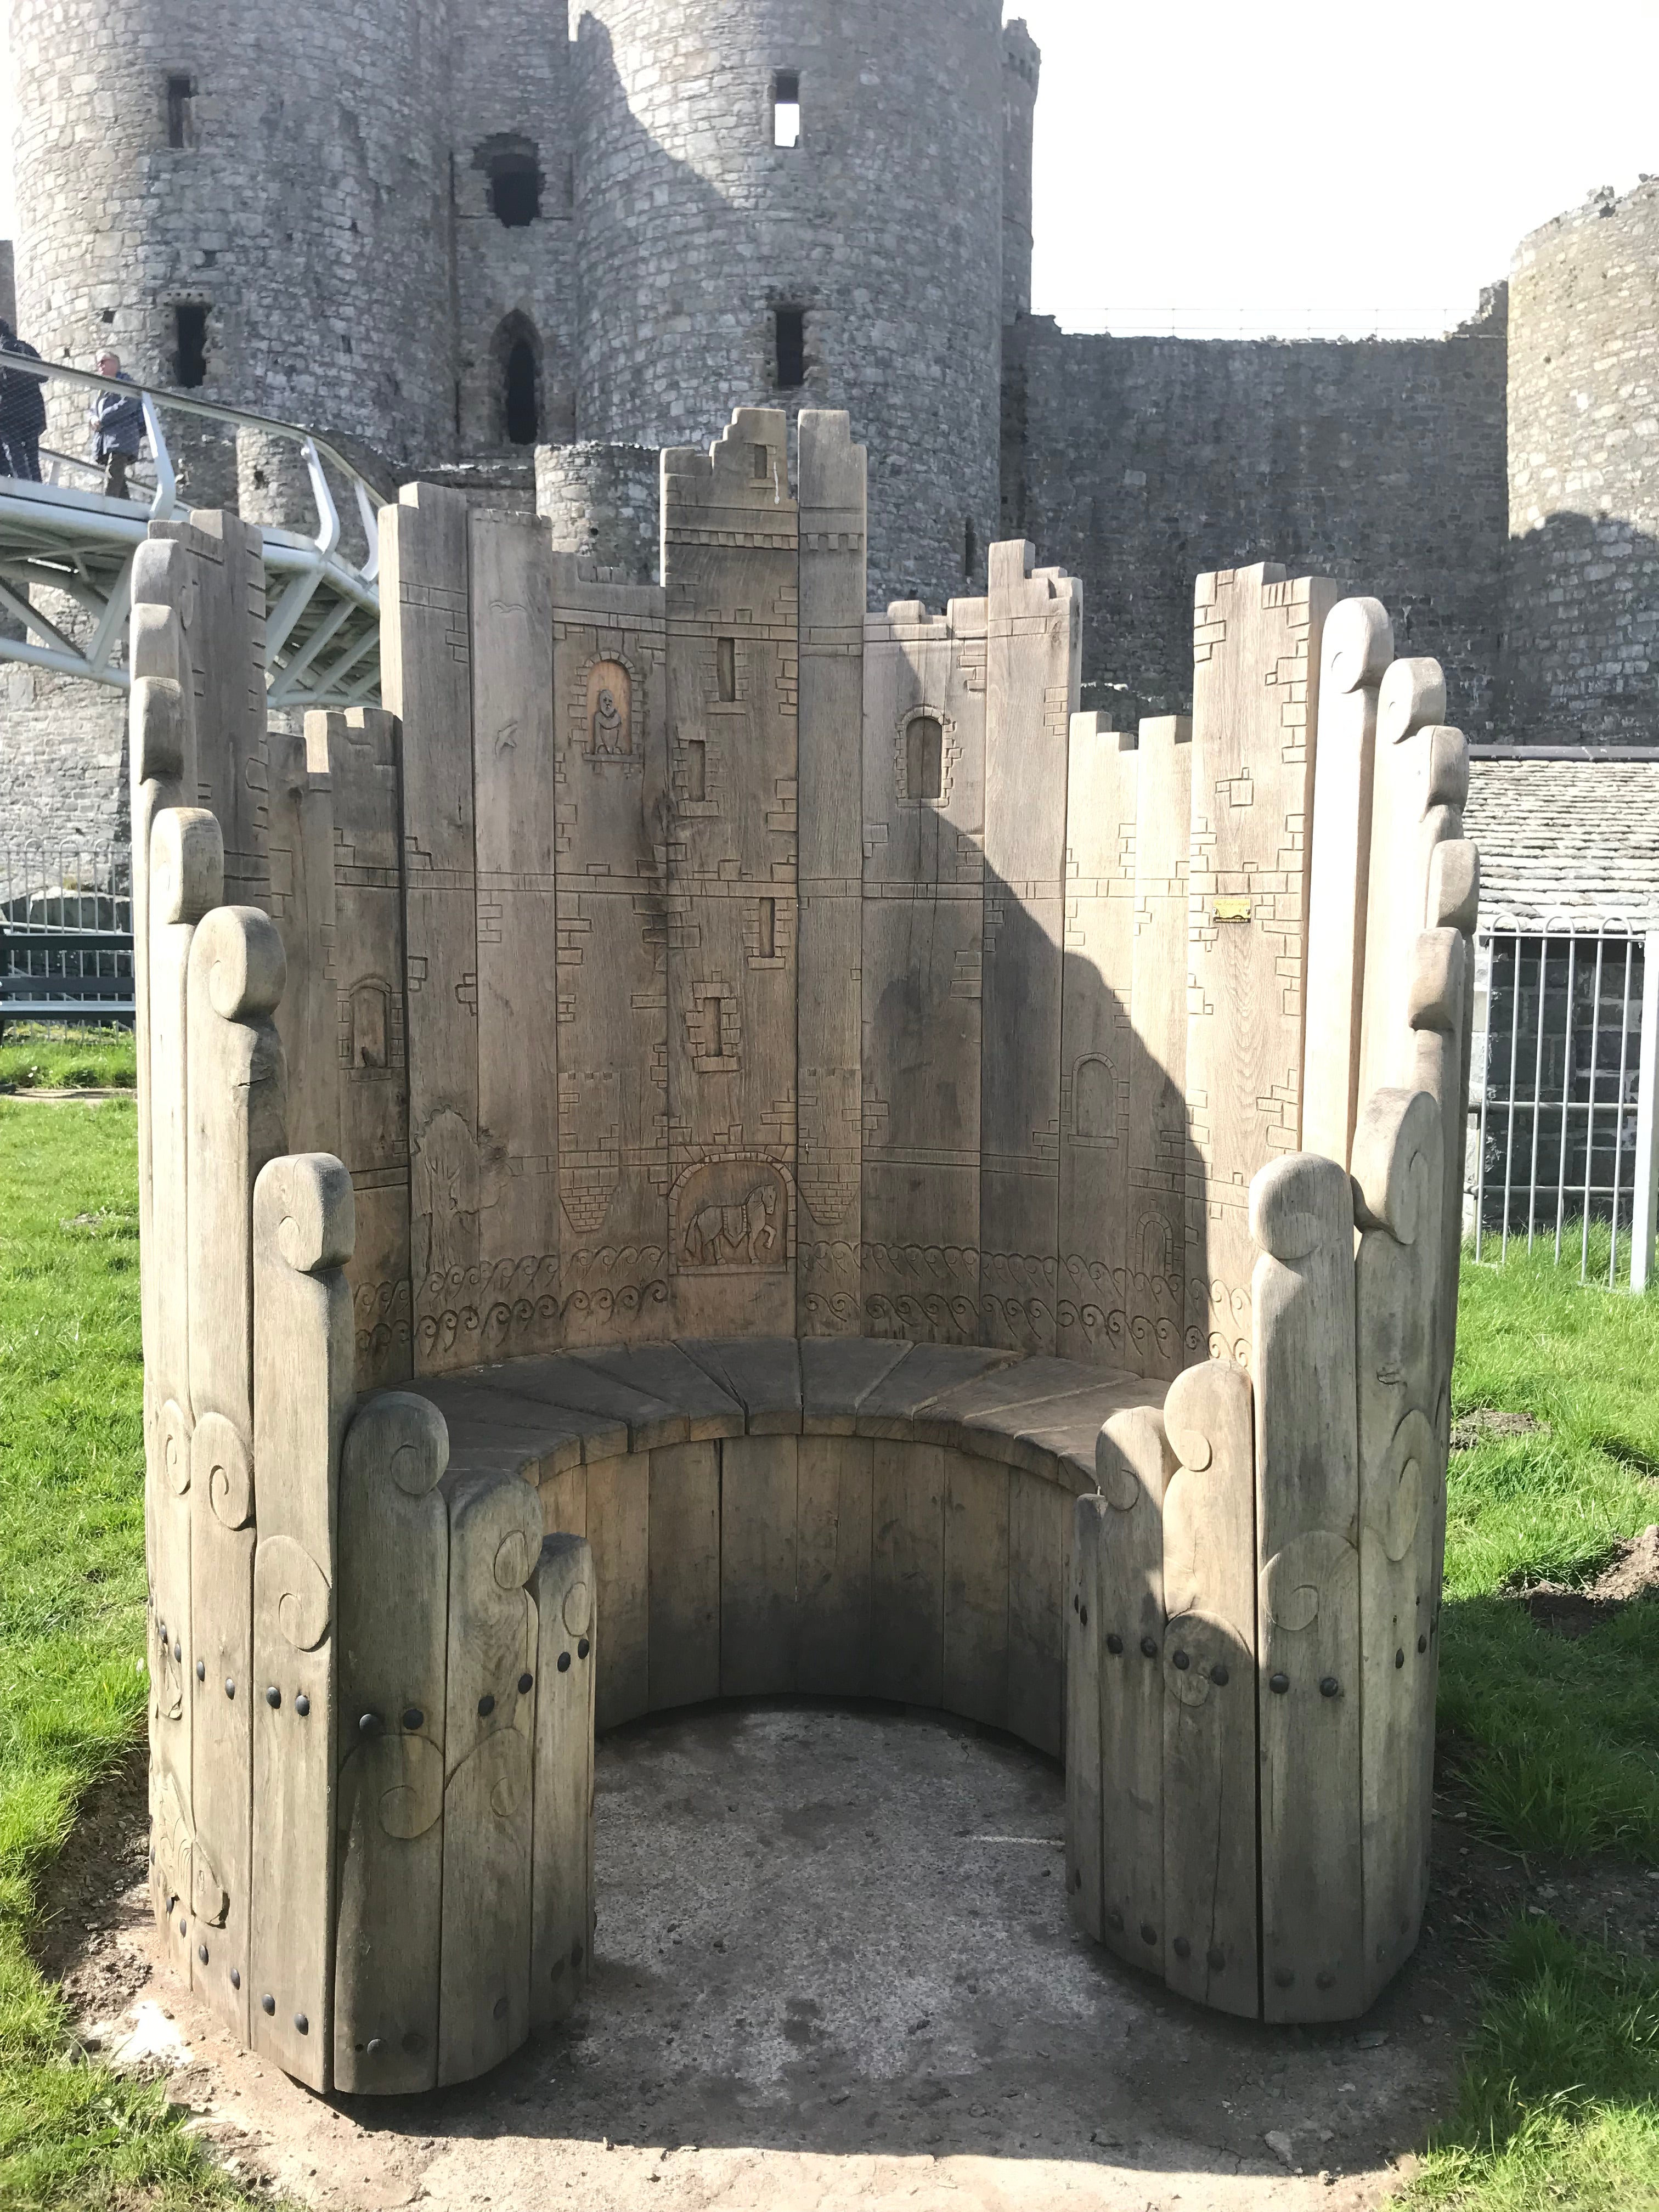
[0,318,48,481]
[88,350,144,498]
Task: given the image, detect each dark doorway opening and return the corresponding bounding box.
[174,303,207,387]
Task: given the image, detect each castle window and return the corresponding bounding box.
[173,302,207,387]
[475,137,543,228]
[505,341,538,443]
[716,637,736,702]
[775,307,805,391]
[165,72,195,149]
[772,71,801,148]
[907,715,944,805]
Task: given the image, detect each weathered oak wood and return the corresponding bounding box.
[250,1153,355,2090]
[1067,1494,1106,1942]
[585,1453,649,1730]
[1187,567,1342,1367]
[265,721,336,1156]
[870,1438,945,1703]
[795,1434,874,1695]
[1093,1402,1176,1977]
[532,1533,596,2028]
[319,707,414,1391]
[941,1447,1009,1727]
[437,1464,541,2086]
[1352,1087,1444,2006]
[333,1392,450,2092]
[647,1442,721,1707]
[187,904,287,2041]
[1251,1151,1363,2021]
[678,1335,803,1434]
[1007,1465,1070,1759]
[1125,718,1193,1375]
[1160,1361,1257,2016]
[720,1435,799,1695]
[1301,599,1393,1169]
[1059,715,1138,1368]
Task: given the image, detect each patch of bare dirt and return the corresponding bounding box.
[1450,1408,1551,1452]
[1517,1523,1659,1637]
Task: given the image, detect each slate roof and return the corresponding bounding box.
[1463,750,1659,932]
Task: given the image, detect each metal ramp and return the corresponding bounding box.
[0,360,381,710]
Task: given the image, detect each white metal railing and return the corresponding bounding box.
[1470,916,1659,1290]
[0,357,382,709]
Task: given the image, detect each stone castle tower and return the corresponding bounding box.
[9,0,1033,613]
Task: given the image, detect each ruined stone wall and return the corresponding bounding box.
[535,442,661,584]
[569,0,1008,613]
[0,663,127,854]
[1004,304,1510,735]
[1504,180,1659,744]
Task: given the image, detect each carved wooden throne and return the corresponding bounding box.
[135,410,1477,2094]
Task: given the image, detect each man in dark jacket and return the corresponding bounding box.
[88,350,144,498]
[0,319,48,482]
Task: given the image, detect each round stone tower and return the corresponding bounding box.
[570,0,1011,610]
[1505,178,1659,744]
[8,0,456,485]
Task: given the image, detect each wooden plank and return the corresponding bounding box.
[677,1335,802,1434]
[1159,1361,1258,2017]
[795,1435,873,1696]
[539,1461,588,1547]
[1125,718,1192,1376]
[799,1336,911,1435]
[265,721,337,1156]
[856,1341,1019,1438]
[471,512,562,1364]
[860,592,986,1343]
[532,1534,596,2028]
[187,906,287,2044]
[1059,714,1138,1368]
[575,1342,744,1439]
[1008,1467,1068,1760]
[437,1464,541,2086]
[1301,598,1394,1168]
[647,1442,721,1708]
[473,1351,688,1452]
[147,804,224,1967]
[250,1153,356,2090]
[1250,1151,1363,2022]
[942,1449,1009,1727]
[1356,659,1464,1107]
[585,1454,649,1730]
[663,411,800,1340]
[797,413,867,1335]
[1186,567,1342,1369]
[549,557,672,1347]
[180,511,271,909]
[1093,1402,1176,1977]
[413,1375,624,1476]
[1352,1088,1444,2008]
[720,1435,799,1695]
[1066,1494,1106,1941]
[980,541,1080,1357]
[333,1392,450,2092]
[380,485,480,1377]
[319,707,414,1391]
[870,1440,945,1705]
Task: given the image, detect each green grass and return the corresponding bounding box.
[0,1097,228,2210]
[0,1027,136,1097]
[1443,1234,1659,1862]
[1406,1919,1659,2209]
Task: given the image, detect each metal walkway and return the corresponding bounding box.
[0,359,381,710]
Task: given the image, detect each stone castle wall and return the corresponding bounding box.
[1504,178,1659,743]
[1005,301,1511,735]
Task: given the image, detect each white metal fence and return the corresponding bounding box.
[0,842,134,1026]
[1470,918,1659,1290]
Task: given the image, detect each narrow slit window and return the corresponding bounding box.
[907,715,944,804]
[772,71,800,148]
[686,738,708,803]
[505,338,538,444]
[752,443,770,482]
[174,302,207,387]
[716,637,736,702]
[758,898,777,960]
[775,307,805,391]
[166,72,195,149]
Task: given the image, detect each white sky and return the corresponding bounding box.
[4,1,1657,337]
